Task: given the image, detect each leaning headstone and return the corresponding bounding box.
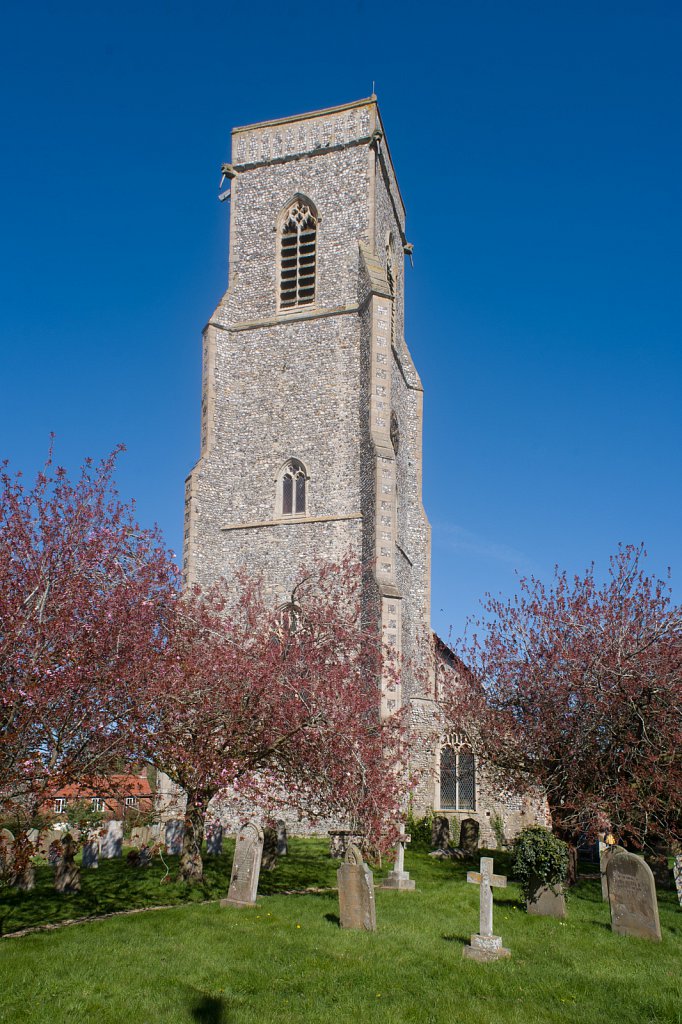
[165,818,184,856]
[463,856,511,961]
[381,834,415,890]
[460,818,480,856]
[54,834,81,893]
[0,829,15,875]
[431,816,450,850]
[101,820,123,859]
[276,820,288,857]
[205,821,223,856]
[262,826,279,871]
[82,839,99,869]
[607,850,661,942]
[673,854,682,908]
[220,822,264,908]
[337,843,377,931]
[527,882,566,919]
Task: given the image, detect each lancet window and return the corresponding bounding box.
[279,198,318,309]
[280,459,307,516]
[439,736,476,811]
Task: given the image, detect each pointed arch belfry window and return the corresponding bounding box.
[279,459,307,516]
[278,197,318,310]
[439,735,476,811]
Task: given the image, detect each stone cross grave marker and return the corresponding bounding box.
[381,834,415,890]
[100,820,123,859]
[463,856,511,961]
[337,843,377,931]
[607,850,661,942]
[220,822,264,908]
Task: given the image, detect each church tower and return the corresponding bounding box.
[183,97,432,715]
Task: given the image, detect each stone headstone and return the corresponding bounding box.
[165,818,184,856]
[337,843,376,931]
[329,829,359,859]
[0,829,15,875]
[82,839,99,869]
[460,818,480,856]
[221,822,264,908]
[599,843,626,900]
[48,838,63,866]
[137,844,152,867]
[38,829,62,859]
[262,826,279,870]
[463,856,511,962]
[381,834,415,891]
[54,834,81,893]
[673,854,682,908]
[100,820,123,859]
[607,850,661,942]
[205,821,223,856]
[130,825,153,848]
[431,816,450,850]
[276,820,288,857]
[527,882,566,919]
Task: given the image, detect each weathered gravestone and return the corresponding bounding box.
[48,839,63,866]
[205,821,223,856]
[329,829,361,859]
[262,826,279,871]
[337,843,376,931]
[130,826,153,848]
[38,829,62,860]
[54,834,81,893]
[673,854,682,909]
[460,818,480,856]
[276,820,288,857]
[607,850,661,942]
[100,820,123,859]
[431,816,450,850]
[381,834,415,890]
[527,882,566,919]
[220,822,264,908]
[599,843,626,900]
[0,829,15,875]
[463,856,511,962]
[165,818,184,856]
[82,839,99,869]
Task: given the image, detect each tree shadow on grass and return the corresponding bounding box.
[324,913,340,926]
[189,993,230,1024]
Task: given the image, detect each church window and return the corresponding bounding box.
[279,198,318,309]
[439,742,476,811]
[280,459,307,516]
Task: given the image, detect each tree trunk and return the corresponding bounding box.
[566,843,578,886]
[179,791,206,883]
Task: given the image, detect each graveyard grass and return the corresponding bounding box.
[1,841,680,1024]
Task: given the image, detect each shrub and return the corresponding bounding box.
[405,810,433,846]
[511,826,569,903]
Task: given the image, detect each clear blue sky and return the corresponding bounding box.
[1,1,680,638]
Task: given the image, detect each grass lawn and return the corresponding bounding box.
[0,840,680,1024]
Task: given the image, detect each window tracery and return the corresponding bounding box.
[439,735,476,811]
[279,198,318,309]
[279,459,307,516]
